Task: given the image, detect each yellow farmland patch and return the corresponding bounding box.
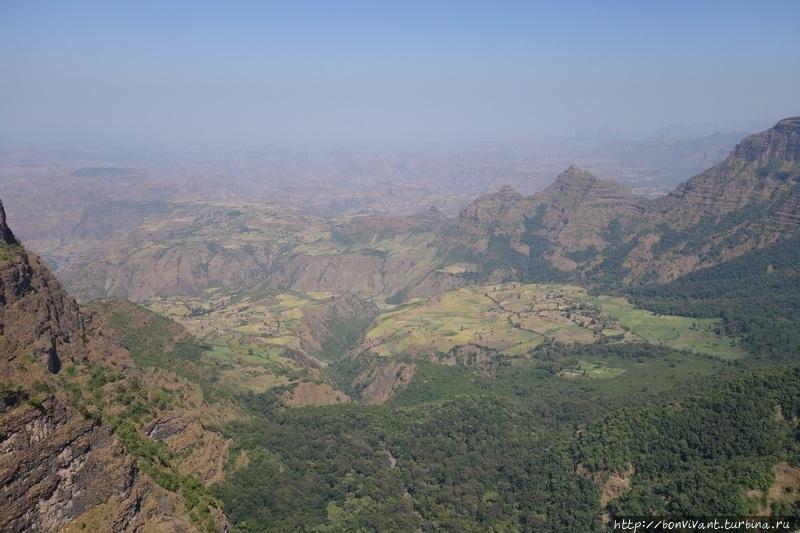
[361,282,743,360]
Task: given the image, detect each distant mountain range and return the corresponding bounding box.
[33,118,797,305]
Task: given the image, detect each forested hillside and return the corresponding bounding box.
[211,362,800,531]
[631,234,800,361]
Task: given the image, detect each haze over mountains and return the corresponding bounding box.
[3,120,794,306]
[1,117,800,531]
[0,125,750,287]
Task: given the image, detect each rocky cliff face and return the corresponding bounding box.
[653,118,800,229]
[627,118,800,281]
[731,116,800,163]
[0,200,200,532]
[1,398,193,532]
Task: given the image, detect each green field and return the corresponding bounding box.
[363,283,742,360]
[560,361,626,379]
[596,296,746,359]
[144,289,341,395]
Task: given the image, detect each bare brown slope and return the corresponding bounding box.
[50,201,450,303]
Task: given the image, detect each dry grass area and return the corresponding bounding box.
[767,462,800,511]
[599,464,635,507]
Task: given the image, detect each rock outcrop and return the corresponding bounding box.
[1,398,192,532]
[0,199,19,245]
[0,200,198,531]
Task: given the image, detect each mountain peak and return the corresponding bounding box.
[732,116,800,163]
[471,184,524,203]
[541,166,632,202]
[553,165,597,185]
[0,199,19,245]
[564,164,586,175]
[774,116,800,132]
[494,184,523,198]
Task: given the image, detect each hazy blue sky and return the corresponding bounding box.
[2,1,799,149]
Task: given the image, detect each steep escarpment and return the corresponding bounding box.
[731,116,800,162]
[625,117,800,281]
[0,200,85,376]
[0,199,210,531]
[81,297,236,500]
[653,116,800,226]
